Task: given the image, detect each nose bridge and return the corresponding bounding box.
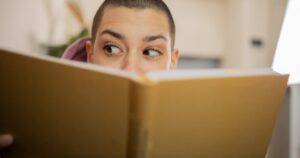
[122,50,139,72]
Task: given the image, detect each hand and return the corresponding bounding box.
[0,134,13,149]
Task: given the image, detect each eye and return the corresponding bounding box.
[103,44,121,56]
[143,48,161,58]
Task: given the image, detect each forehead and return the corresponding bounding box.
[98,6,170,38]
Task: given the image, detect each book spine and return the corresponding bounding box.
[126,78,158,158]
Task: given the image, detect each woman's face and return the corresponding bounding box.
[86,6,179,73]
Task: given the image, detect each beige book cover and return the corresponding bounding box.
[0,49,288,158]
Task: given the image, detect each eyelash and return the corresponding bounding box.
[103,42,119,49]
[102,42,163,57]
[145,48,162,54]
[102,42,122,56]
[145,48,163,59]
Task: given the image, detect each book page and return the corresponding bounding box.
[145,68,280,81]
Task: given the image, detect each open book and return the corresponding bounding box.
[0,49,288,158]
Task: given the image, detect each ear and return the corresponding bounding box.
[85,40,94,63]
[170,48,180,70]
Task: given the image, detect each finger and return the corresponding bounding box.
[0,134,13,149]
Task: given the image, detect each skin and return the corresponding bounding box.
[0,6,180,150]
[0,134,13,149]
[86,6,180,73]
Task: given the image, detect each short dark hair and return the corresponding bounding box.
[91,0,176,49]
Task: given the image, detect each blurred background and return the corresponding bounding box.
[0,0,298,157]
[0,0,287,69]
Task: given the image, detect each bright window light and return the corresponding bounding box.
[273,0,300,85]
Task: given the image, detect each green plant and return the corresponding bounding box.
[46,28,89,58]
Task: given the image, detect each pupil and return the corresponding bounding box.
[107,46,112,53]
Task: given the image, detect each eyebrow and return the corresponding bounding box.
[99,29,167,42]
[143,35,167,42]
[100,29,124,40]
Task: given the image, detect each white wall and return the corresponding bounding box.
[242,0,272,68]
[223,0,246,68]
[223,0,287,68]
[0,0,75,54]
[65,0,104,36]
[165,0,226,59]
[268,0,288,66]
[0,0,50,54]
